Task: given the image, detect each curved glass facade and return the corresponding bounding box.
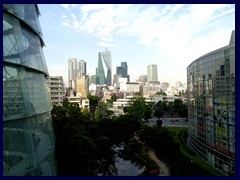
[3,4,56,176]
[187,31,235,176]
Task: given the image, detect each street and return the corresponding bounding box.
[146,117,189,127]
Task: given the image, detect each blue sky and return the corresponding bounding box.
[38,4,235,86]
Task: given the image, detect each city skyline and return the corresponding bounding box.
[38,4,235,86]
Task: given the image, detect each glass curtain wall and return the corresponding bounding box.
[187,43,235,176]
[3,4,56,176]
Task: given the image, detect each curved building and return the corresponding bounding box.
[3,4,56,175]
[187,31,235,175]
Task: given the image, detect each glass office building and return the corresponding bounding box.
[187,30,235,175]
[96,50,112,86]
[3,4,57,175]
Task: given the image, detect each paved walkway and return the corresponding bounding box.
[134,135,170,176]
[147,147,170,176]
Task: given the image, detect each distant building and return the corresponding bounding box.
[119,77,128,91]
[147,64,158,82]
[144,94,183,104]
[47,76,65,106]
[126,82,140,93]
[75,75,89,99]
[68,58,87,89]
[187,30,235,176]
[3,4,56,176]
[96,49,112,85]
[136,75,147,85]
[176,80,182,88]
[116,62,130,82]
[161,82,169,91]
[143,82,161,94]
[89,75,96,85]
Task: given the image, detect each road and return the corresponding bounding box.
[146,117,189,127]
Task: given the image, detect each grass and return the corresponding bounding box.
[166,127,223,176]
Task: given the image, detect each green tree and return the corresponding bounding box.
[155,89,167,96]
[154,101,164,120]
[144,104,153,120]
[88,94,101,120]
[94,108,101,121]
[111,93,117,102]
[127,95,146,121]
[174,99,184,116]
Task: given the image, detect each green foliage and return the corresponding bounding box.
[155,90,167,96]
[94,108,101,121]
[111,93,117,102]
[88,94,101,120]
[81,108,90,121]
[127,95,146,121]
[144,105,152,120]
[173,99,188,117]
[139,126,179,155]
[154,101,164,119]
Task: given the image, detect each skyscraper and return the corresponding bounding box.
[187,30,235,175]
[116,62,130,82]
[147,64,158,82]
[96,49,112,85]
[68,58,87,89]
[3,4,56,176]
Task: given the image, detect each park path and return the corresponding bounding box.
[134,134,170,176]
[147,147,170,176]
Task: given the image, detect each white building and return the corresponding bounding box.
[144,94,183,104]
[47,76,65,106]
[143,82,161,94]
[147,64,158,82]
[68,58,86,89]
[119,77,128,91]
[126,82,140,93]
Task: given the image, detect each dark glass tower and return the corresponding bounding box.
[116,61,130,82]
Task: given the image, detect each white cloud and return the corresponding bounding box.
[61,4,69,9]
[58,4,234,83]
[96,42,117,47]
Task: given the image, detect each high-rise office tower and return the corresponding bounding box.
[3,4,56,175]
[187,30,235,175]
[68,58,87,89]
[79,60,87,76]
[147,64,158,82]
[96,49,112,85]
[116,62,130,82]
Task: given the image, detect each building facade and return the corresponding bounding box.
[68,58,86,89]
[126,82,140,93]
[47,76,65,106]
[137,75,148,85]
[75,75,89,99]
[187,30,235,175]
[96,49,112,85]
[147,64,158,82]
[116,62,130,82]
[3,4,56,175]
[143,82,161,94]
[161,82,169,91]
